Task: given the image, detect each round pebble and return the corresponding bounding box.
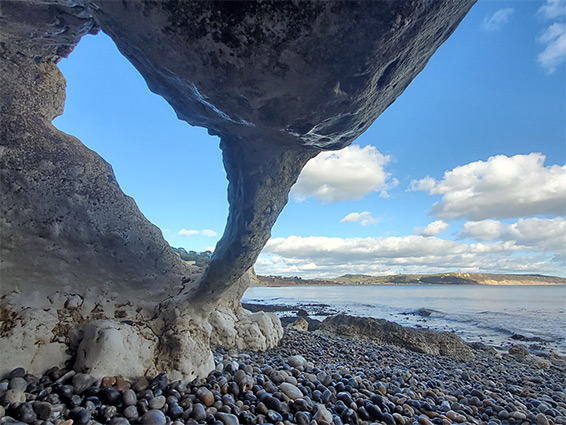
[280,382,302,400]
[9,377,28,392]
[123,388,137,406]
[141,409,167,425]
[148,395,166,409]
[0,329,563,425]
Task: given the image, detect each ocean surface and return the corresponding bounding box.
[242,284,566,354]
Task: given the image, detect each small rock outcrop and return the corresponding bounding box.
[320,314,475,361]
[1,0,476,377]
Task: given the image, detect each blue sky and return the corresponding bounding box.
[54,0,566,278]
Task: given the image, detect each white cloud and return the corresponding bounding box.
[256,233,564,278]
[461,217,566,252]
[340,211,381,226]
[506,217,566,252]
[201,229,218,237]
[482,8,514,31]
[537,0,566,74]
[414,220,449,237]
[537,22,566,74]
[178,229,200,237]
[178,228,218,237]
[461,219,503,241]
[408,175,436,192]
[291,145,398,203]
[539,0,566,19]
[410,153,566,221]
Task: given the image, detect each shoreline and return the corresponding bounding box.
[1,330,565,424]
[242,301,566,357]
[250,283,566,288]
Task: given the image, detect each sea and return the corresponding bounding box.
[242,284,566,355]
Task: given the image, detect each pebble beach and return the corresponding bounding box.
[1,329,565,425]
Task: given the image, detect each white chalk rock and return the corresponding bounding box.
[74,320,157,379]
[209,306,283,351]
[287,318,309,332]
[0,307,68,378]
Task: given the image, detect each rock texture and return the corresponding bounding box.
[320,314,475,361]
[1,0,476,377]
[0,0,192,301]
[89,0,477,301]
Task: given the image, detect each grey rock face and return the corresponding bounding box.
[89,0,476,301]
[1,0,476,375]
[0,1,193,301]
[320,314,475,361]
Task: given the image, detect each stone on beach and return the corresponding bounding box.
[1,328,565,425]
[320,313,475,360]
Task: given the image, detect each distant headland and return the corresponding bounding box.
[252,272,566,287]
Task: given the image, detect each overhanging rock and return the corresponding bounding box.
[0,0,477,378]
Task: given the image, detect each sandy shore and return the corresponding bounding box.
[1,329,565,425]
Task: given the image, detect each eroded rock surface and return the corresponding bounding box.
[320,313,475,361]
[90,0,477,301]
[1,0,476,377]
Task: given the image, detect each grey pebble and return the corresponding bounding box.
[16,402,36,423]
[72,373,98,394]
[279,382,302,400]
[3,389,25,405]
[288,355,307,368]
[141,409,166,425]
[9,368,26,379]
[192,403,207,421]
[123,405,139,420]
[109,418,131,425]
[133,377,149,392]
[123,389,137,406]
[216,412,240,425]
[33,401,53,420]
[148,395,166,409]
[9,378,27,392]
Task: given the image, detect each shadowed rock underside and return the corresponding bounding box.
[0,0,476,378]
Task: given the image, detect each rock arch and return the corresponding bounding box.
[0,0,476,378]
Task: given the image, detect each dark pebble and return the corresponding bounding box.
[141,409,167,425]
[217,412,240,425]
[192,403,207,421]
[109,418,131,425]
[70,407,91,425]
[100,386,121,404]
[33,401,53,421]
[149,373,168,392]
[16,402,36,423]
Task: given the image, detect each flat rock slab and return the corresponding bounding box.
[320,313,475,361]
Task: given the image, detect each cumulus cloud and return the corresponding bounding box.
[482,8,514,31]
[537,0,566,74]
[256,233,563,278]
[291,145,398,203]
[506,217,566,252]
[414,220,449,237]
[461,217,566,252]
[340,211,380,226]
[178,228,218,237]
[410,153,566,221]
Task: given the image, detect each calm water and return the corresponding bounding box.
[243,285,566,354]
